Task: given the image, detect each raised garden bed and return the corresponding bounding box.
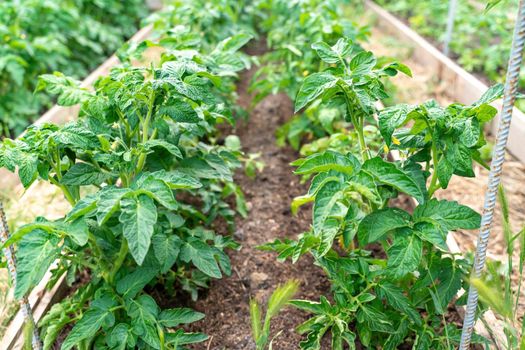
[1,1,521,349]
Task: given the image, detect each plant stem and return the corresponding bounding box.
[428,141,440,198]
[136,91,156,174]
[108,240,128,285]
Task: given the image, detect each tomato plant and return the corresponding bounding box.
[261,38,503,349]
[0,0,147,137]
[0,23,253,348]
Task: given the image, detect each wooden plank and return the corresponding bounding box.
[365,0,525,164]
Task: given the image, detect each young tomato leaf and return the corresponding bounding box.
[362,157,426,203]
[159,308,205,327]
[295,72,338,112]
[377,282,422,326]
[386,229,422,279]
[119,194,158,265]
[294,150,357,175]
[61,295,117,350]
[14,230,60,299]
[179,238,222,278]
[61,162,109,186]
[413,199,481,231]
[357,208,411,245]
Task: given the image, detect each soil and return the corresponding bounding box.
[182,65,332,349]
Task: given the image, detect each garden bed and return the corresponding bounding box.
[1,1,521,348]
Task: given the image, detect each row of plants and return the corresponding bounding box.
[0,0,148,137]
[0,0,264,348]
[0,0,520,348]
[373,0,525,111]
[246,0,512,348]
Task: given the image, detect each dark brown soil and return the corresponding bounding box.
[184,66,331,349]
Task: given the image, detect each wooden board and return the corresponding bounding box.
[365,0,525,165]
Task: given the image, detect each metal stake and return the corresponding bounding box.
[460,0,525,348]
[0,202,42,350]
[443,0,458,56]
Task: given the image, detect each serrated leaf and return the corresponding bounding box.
[363,157,426,203]
[144,139,182,158]
[15,230,60,299]
[125,295,160,349]
[158,99,200,123]
[159,308,204,327]
[116,266,158,299]
[357,208,411,245]
[312,38,352,64]
[96,187,131,225]
[152,233,182,273]
[377,282,421,325]
[179,239,222,278]
[295,151,357,175]
[61,296,117,350]
[295,72,338,112]
[350,51,376,76]
[61,163,109,186]
[386,230,422,278]
[119,194,158,265]
[413,199,480,231]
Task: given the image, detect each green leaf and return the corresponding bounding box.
[137,176,177,210]
[179,238,222,278]
[413,199,481,231]
[96,187,131,225]
[312,38,353,64]
[378,104,411,146]
[66,194,98,222]
[357,304,394,333]
[159,308,204,327]
[377,282,421,325]
[37,73,91,106]
[119,194,158,265]
[294,151,357,175]
[386,229,422,278]
[312,181,344,235]
[15,230,60,299]
[295,72,338,112]
[357,208,411,245]
[475,84,504,105]
[149,170,202,189]
[165,329,208,345]
[61,296,117,350]
[107,323,136,350]
[158,99,200,123]
[363,157,426,203]
[144,139,182,158]
[152,233,182,273]
[64,218,89,246]
[125,295,160,349]
[437,157,454,189]
[350,51,376,76]
[413,221,448,251]
[116,266,158,299]
[61,163,109,186]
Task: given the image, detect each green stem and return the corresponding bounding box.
[108,240,128,285]
[428,141,440,198]
[136,91,156,174]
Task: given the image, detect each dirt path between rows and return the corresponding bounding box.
[186,66,331,349]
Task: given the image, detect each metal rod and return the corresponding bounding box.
[443,0,458,56]
[0,202,42,350]
[460,0,525,348]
